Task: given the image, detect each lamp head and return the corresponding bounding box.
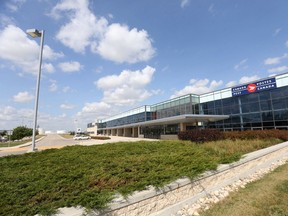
[26,29,42,38]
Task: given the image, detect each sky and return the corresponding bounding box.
[1,0,288,132]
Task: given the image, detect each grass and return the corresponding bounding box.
[0,138,282,216]
[0,135,44,148]
[202,162,288,216]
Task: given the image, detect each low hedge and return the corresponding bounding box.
[224,129,288,141]
[178,129,288,143]
[91,136,111,140]
[178,129,224,143]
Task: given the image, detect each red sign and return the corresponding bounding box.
[247,83,256,92]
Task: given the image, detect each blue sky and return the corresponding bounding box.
[1,0,288,131]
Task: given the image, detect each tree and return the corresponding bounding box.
[0,130,7,137]
[11,126,34,141]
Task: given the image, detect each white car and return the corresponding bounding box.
[73,134,91,140]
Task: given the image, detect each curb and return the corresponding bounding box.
[0,136,46,151]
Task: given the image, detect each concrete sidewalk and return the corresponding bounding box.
[0,136,46,150]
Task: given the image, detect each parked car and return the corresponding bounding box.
[73,134,91,140]
[0,136,7,142]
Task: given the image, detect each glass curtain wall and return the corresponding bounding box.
[150,94,200,119]
[203,86,288,130]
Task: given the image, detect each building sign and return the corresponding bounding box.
[232,78,277,96]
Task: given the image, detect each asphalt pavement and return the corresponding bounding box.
[0,134,156,157]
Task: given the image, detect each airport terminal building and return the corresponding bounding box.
[87,72,288,139]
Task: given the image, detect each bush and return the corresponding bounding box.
[224,129,288,141]
[11,126,34,141]
[178,129,224,143]
[91,136,111,140]
[178,129,288,143]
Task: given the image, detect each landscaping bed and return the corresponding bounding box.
[0,136,285,215]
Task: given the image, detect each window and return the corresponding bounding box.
[260,100,272,111]
[272,98,286,110]
[262,111,274,121]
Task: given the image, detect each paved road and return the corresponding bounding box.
[0,134,156,157]
[0,134,77,157]
[36,133,77,147]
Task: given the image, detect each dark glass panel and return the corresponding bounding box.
[263,121,275,127]
[251,122,262,127]
[241,103,250,113]
[275,121,288,126]
[272,98,286,110]
[260,100,272,111]
[259,91,271,101]
[270,88,283,99]
[274,110,288,120]
[248,102,260,112]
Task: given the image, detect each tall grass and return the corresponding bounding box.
[202,162,288,216]
[0,139,282,215]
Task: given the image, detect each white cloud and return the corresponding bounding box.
[286,40,288,48]
[268,66,288,73]
[273,28,282,36]
[0,25,63,75]
[5,0,26,12]
[43,63,55,73]
[81,102,111,113]
[208,4,216,15]
[171,79,223,98]
[35,112,76,131]
[60,103,75,109]
[43,45,64,60]
[180,0,190,8]
[50,0,108,53]
[58,61,82,72]
[0,14,15,27]
[94,23,155,64]
[51,0,155,64]
[49,80,58,92]
[239,75,260,84]
[62,86,72,93]
[0,106,34,129]
[225,81,237,87]
[76,101,112,123]
[234,59,248,70]
[13,91,34,103]
[0,106,17,121]
[95,66,156,106]
[0,105,75,131]
[264,54,288,65]
[225,75,261,88]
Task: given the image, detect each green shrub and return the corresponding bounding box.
[10,126,34,141]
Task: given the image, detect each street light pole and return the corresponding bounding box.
[26,29,45,152]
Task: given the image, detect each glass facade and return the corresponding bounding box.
[97,106,152,128]
[203,85,288,130]
[94,73,288,132]
[150,94,200,119]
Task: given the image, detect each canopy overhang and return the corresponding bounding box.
[100,114,229,130]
